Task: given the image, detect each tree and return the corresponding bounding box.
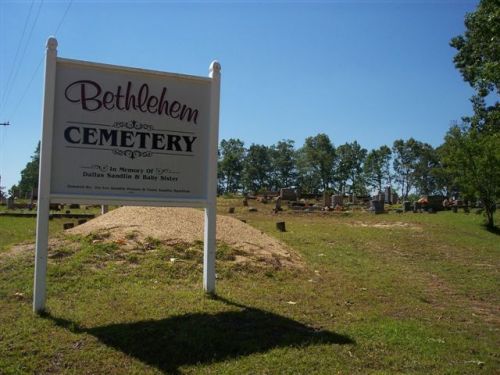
[0,178,5,201]
[269,140,297,189]
[441,125,499,228]
[443,0,500,229]
[450,0,499,132]
[392,138,420,199]
[18,142,40,198]
[297,134,335,193]
[8,185,19,198]
[219,139,246,193]
[364,146,392,193]
[412,143,440,195]
[335,141,367,195]
[242,144,272,193]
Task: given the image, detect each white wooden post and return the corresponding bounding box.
[101,205,108,215]
[33,37,58,313]
[204,61,221,294]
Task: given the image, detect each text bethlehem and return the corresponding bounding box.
[64,80,200,124]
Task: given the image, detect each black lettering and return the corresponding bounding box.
[82,127,98,145]
[182,136,197,152]
[99,129,118,147]
[167,135,182,151]
[120,130,135,147]
[152,133,165,149]
[64,126,80,144]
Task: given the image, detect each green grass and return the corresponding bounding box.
[0,205,104,251]
[0,199,499,374]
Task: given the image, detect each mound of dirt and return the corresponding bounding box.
[68,206,301,268]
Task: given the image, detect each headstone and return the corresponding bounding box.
[403,201,412,212]
[63,223,74,230]
[371,200,384,214]
[323,192,331,208]
[378,191,385,203]
[228,207,235,214]
[391,192,398,205]
[101,205,109,215]
[276,221,286,232]
[275,197,282,211]
[331,195,343,208]
[384,187,391,204]
[7,197,15,210]
[280,188,297,201]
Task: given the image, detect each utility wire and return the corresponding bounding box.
[9,0,74,119]
[1,0,44,116]
[1,0,35,109]
[53,0,73,36]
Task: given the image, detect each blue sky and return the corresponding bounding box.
[0,0,478,191]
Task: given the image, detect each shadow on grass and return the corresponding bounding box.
[43,296,354,374]
[485,225,500,236]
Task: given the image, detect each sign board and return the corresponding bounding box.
[51,59,212,204]
[33,37,220,313]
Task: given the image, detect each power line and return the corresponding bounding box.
[0,0,35,109]
[53,0,73,36]
[9,56,43,119]
[0,0,44,116]
[8,0,74,120]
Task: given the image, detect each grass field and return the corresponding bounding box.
[0,199,498,374]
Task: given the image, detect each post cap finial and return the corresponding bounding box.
[46,36,58,50]
[209,60,221,74]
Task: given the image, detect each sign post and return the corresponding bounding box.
[34,37,58,313]
[204,61,221,293]
[33,37,221,313]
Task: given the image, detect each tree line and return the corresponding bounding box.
[217,136,448,199]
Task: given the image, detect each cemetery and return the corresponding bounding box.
[0,196,498,373]
[0,0,498,373]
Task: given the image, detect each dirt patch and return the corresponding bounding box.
[0,238,79,261]
[68,206,301,269]
[351,221,422,230]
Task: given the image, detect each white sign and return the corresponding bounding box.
[52,57,212,203]
[33,37,221,313]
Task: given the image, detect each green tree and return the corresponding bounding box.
[444,0,500,228]
[450,0,499,132]
[364,146,392,192]
[219,139,246,193]
[413,143,440,195]
[242,144,272,193]
[392,138,420,199]
[441,125,499,228]
[335,141,367,195]
[18,142,40,198]
[269,139,297,189]
[8,185,19,198]
[297,134,335,193]
[0,178,5,200]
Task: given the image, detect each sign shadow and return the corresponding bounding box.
[43,296,354,373]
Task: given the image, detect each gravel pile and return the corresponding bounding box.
[69,206,301,268]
